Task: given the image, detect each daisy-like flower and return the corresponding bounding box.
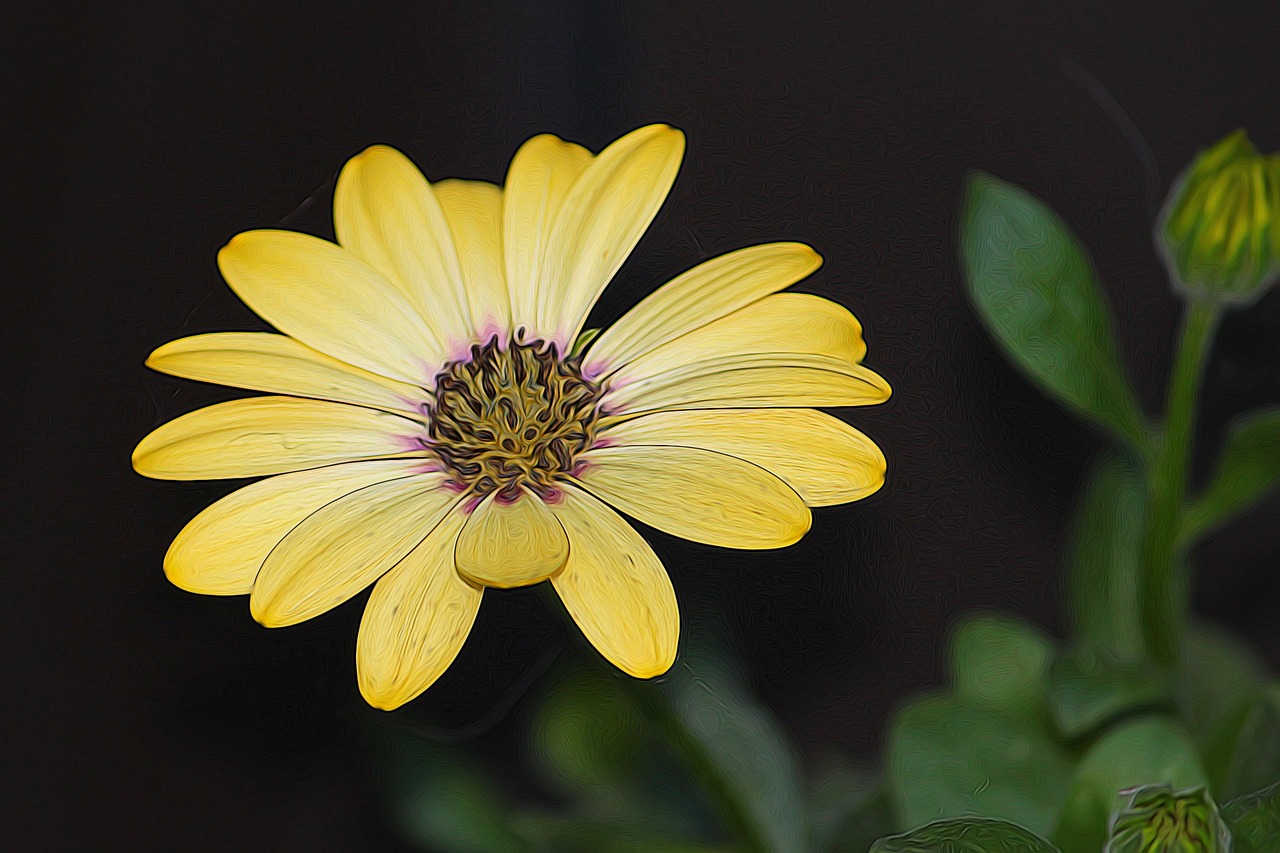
[133,124,891,710]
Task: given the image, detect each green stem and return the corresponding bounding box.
[1140,300,1221,665]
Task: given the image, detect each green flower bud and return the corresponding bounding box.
[1158,129,1280,307]
[1105,784,1231,853]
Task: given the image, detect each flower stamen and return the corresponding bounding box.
[426,337,603,500]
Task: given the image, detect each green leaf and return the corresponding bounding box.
[950,612,1054,712]
[960,172,1148,450]
[368,727,526,853]
[1047,647,1170,739]
[1062,453,1147,657]
[808,757,897,853]
[530,667,711,835]
[659,638,814,853]
[870,818,1061,852]
[1207,685,1280,801]
[1052,717,1207,852]
[1183,407,1280,542]
[513,812,740,853]
[886,693,1072,837]
[1222,782,1280,853]
[1175,622,1265,743]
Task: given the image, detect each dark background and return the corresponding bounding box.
[7,1,1280,848]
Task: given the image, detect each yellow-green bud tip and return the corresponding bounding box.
[1106,785,1231,853]
[1158,129,1280,307]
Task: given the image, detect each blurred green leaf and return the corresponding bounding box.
[870,818,1060,852]
[534,671,658,804]
[960,172,1148,450]
[369,725,526,853]
[808,757,897,853]
[1047,648,1170,740]
[513,813,741,853]
[950,612,1054,712]
[1105,784,1231,853]
[1175,622,1266,743]
[1052,716,1206,852]
[530,667,713,836]
[1222,782,1280,853]
[660,638,814,853]
[1063,453,1148,657]
[886,693,1072,837]
[1183,407,1280,542]
[1207,685,1280,801]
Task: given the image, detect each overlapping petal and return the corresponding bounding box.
[503,134,594,334]
[605,358,891,415]
[614,293,868,387]
[218,230,446,383]
[455,489,570,588]
[533,124,685,348]
[433,178,509,336]
[549,485,678,678]
[600,409,886,507]
[250,473,458,627]
[132,396,421,480]
[577,444,810,549]
[164,459,433,595]
[146,332,422,413]
[585,242,822,374]
[357,508,481,710]
[334,145,472,348]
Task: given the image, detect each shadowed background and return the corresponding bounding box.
[6,0,1279,848]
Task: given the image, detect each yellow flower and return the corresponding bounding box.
[133,125,891,710]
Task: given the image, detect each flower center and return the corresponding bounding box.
[426,337,603,499]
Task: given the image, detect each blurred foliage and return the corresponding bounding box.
[1055,717,1207,850]
[1182,407,1280,542]
[367,629,897,853]
[959,172,1149,452]
[367,143,1280,851]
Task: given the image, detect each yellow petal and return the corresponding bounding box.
[433,178,510,337]
[357,507,481,710]
[218,230,445,384]
[550,486,678,678]
[165,459,433,595]
[606,358,892,416]
[250,474,459,627]
[334,145,472,348]
[132,396,421,480]
[454,489,569,588]
[536,125,685,349]
[147,333,422,414]
[502,134,594,336]
[617,293,867,387]
[584,242,821,373]
[578,445,810,549]
[601,409,886,507]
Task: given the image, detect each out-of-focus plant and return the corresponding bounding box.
[368,129,1280,852]
[877,127,1280,851]
[365,625,896,853]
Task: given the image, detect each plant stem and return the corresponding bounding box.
[1141,300,1220,665]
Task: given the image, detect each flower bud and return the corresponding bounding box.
[1105,784,1231,853]
[1158,130,1280,307]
